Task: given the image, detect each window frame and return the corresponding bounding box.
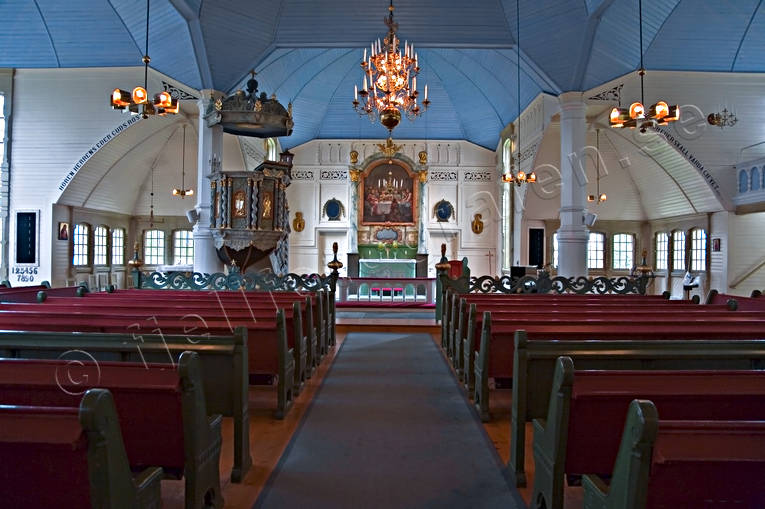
[611,232,635,271]
[586,231,606,271]
[671,229,687,273]
[689,228,708,272]
[654,232,669,272]
[143,229,166,266]
[172,229,194,266]
[93,225,109,266]
[72,223,91,267]
[111,228,125,266]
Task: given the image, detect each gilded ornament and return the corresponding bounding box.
[214,98,223,111]
[418,171,428,183]
[471,213,484,235]
[349,168,361,182]
[292,212,306,232]
[418,150,428,165]
[350,150,359,164]
[254,100,263,112]
[376,137,403,159]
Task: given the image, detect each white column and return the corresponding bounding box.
[556,92,589,278]
[348,177,359,253]
[417,175,429,254]
[193,91,224,274]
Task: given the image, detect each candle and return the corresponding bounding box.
[363,75,367,91]
[415,53,418,68]
[371,43,375,56]
[412,77,416,92]
[354,85,358,101]
[363,48,367,61]
[424,84,428,101]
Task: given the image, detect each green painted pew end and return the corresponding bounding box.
[581,400,658,509]
[81,388,165,509]
[473,311,491,422]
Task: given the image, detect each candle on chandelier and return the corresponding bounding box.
[354,85,358,101]
[424,84,428,101]
[412,77,416,92]
[363,48,367,61]
[415,53,418,68]
[363,75,367,91]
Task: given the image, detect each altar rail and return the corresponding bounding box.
[336,277,436,305]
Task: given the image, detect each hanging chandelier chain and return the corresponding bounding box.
[181,124,186,190]
[638,0,644,107]
[143,0,150,89]
[516,0,521,165]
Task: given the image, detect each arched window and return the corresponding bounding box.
[612,233,634,270]
[502,138,513,173]
[93,225,108,265]
[690,228,707,271]
[173,230,194,265]
[112,228,125,265]
[143,229,165,265]
[552,233,559,268]
[739,170,749,193]
[655,232,669,271]
[72,224,89,266]
[672,230,686,271]
[587,232,605,270]
[266,138,277,161]
[752,167,761,191]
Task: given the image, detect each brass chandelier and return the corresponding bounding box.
[502,0,535,186]
[609,0,678,131]
[172,124,194,198]
[352,0,430,134]
[109,0,178,118]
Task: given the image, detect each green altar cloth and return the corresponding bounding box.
[358,259,416,278]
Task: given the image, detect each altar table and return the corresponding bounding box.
[358,259,416,279]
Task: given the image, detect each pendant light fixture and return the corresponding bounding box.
[502,0,536,186]
[109,0,179,118]
[172,124,194,198]
[609,0,679,131]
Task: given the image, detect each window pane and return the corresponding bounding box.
[655,232,668,271]
[144,230,165,265]
[112,229,125,265]
[673,231,686,271]
[690,229,707,271]
[612,233,634,270]
[73,224,89,266]
[552,233,559,268]
[93,226,108,265]
[587,232,604,270]
[173,230,194,265]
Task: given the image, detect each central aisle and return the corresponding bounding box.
[254,332,523,509]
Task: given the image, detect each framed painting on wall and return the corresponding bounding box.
[360,160,417,226]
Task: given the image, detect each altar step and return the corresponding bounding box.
[335,309,440,334]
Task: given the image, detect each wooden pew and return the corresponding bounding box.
[0,352,222,509]
[0,325,254,482]
[455,301,755,391]
[506,331,765,486]
[0,389,163,508]
[706,288,765,311]
[531,357,765,509]
[582,400,765,509]
[0,300,301,405]
[472,315,765,422]
[0,285,81,303]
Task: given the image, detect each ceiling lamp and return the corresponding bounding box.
[109,0,178,118]
[172,124,193,198]
[502,0,535,187]
[352,0,430,134]
[707,108,737,129]
[609,0,678,132]
[587,129,607,203]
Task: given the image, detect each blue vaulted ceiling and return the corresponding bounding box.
[1,0,765,149]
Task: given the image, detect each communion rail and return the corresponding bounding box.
[336,277,436,305]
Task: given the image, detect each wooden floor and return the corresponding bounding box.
[160,325,581,508]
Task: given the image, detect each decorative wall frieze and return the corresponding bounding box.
[292,169,315,181]
[463,170,494,182]
[319,168,348,181]
[428,170,458,182]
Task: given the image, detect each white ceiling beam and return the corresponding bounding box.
[168,0,214,90]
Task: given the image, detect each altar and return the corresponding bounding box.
[359,259,416,278]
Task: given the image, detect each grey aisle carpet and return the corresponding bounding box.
[254,332,523,509]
